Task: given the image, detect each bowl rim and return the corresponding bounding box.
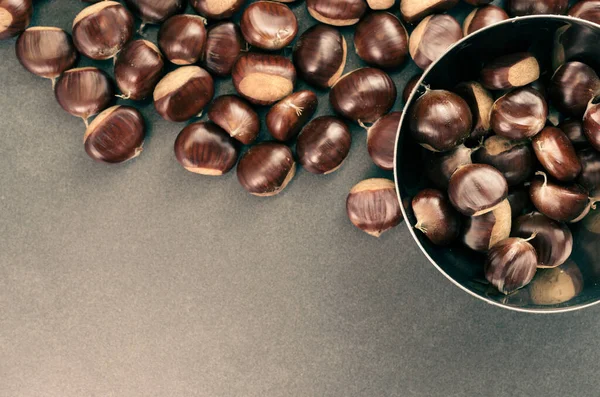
[393,14,600,314]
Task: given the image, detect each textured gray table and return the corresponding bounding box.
[1,1,599,396]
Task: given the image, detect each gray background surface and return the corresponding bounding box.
[1,1,599,396]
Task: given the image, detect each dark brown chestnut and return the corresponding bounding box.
[114,39,164,101]
[423,144,474,189]
[174,122,239,176]
[237,142,296,196]
[507,186,532,218]
[72,1,134,61]
[454,81,493,139]
[240,1,297,50]
[158,14,206,65]
[408,14,463,70]
[208,95,259,145]
[448,163,509,216]
[577,148,600,190]
[512,212,573,268]
[480,52,540,91]
[412,188,461,246]
[293,24,347,89]
[490,87,548,140]
[559,119,588,147]
[507,0,568,16]
[366,0,394,10]
[583,98,600,151]
[367,111,401,171]
[462,199,511,252]
[409,89,472,152]
[266,90,318,142]
[354,12,408,69]
[54,67,114,125]
[191,0,245,20]
[463,5,509,36]
[400,0,459,24]
[402,74,421,104]
[346,178,403,237]
[0,0,32,40]
[530,171,590,222]
[550,61,600,118]
[529,261,584,305]
[153,66,214,122]
[232,53,296,106]
[568,0,600,24]
[472,135,533,186]
[306,0,367,26]
[123,0,185,25]
[84,105,145,164]
[330,68,396,124]
[485,236,538,295]
[296,116,352,174]
[532,126,581,182]
[201,22,244,77]
[16,27,77,85]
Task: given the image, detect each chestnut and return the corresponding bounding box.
[532,126,581,182]
[266,90,318,142]
[72,1,134,61]
[158,15,206,65]
[559,119,588,147]
[114,39,164,101]
[512,212,573,268]
[507,187,532,219]
[201,22,244,77]
[367,111,401,171]
[306,0,367,26]
[123,0,185,25]
[54,67,114,126]
[293,24,347,89]
[480,52,540,91]
[16,27,77,85]
[402,74,421,104]
[409,89,472,152]
[583,98,600,151]
[454,81,493,139]
[237,142,296,196]
[329,68,396,124]
[463,5,509,36]
[84,105,145,164]
[232,53,296,106]
[208,95,260,145]
[0,0,32,40]
[507,0,568,16]
[409,14,463,70]
[174,122,239,176]
[366,0,394,10]
[346,178,403,237]
[191,0,245,20]
[568,0,600,25]
[296,116,352,174]
[462,199,511,252]
[400,0,459,24]
[529,261,584,305]
[240,1,298,50]
[485,236,538,295]
[577,148,600,190]
[529,171,590,222]
[423,144,474,189]
[153,66,214,122]
[490,87,548,140]
[448,164,508,216]
[354,12,408,69]
[550,61,600,118]
[412,189,461,246]
[472,135,533,186]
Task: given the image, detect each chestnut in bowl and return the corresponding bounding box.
[568,0,600,25]
[201,22,244,77]
[403,74,421,104]
[296,116,352,175]
[529,262,584,305]
[354,12,408,69]
[423,144,474,189]
[0,0,32,40]
[237,142,296,197]
[306,0,367,26]
[529,171,590,222]
[462,199,511,252]
[472,135,533,186]
[490,86,548,140]
[266,90,318,142]
[240,1,298,50]
[480,52,540,91]
[485,236,538,295]
[454,81,493,139]
[559,119,588,147]
[412,188,461,246]
[577,148,600,190]
[583,98,600,151]
[409,14,463,70]
[532,126,581,182]
[550,61,600,118]
[114,40,164,101]
[208,95,260,145]
[158,14,206,65]
[448,163,509,216]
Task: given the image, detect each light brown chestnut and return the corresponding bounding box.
[400,0,459,24]
[472,135,533,186]
[201,22,244,77]
[568,0,600,25]
[550,61,600,117]
[402,74,421,104]
[412,188,461,246]
[480,52,540,90]
[409,14,463,70]
[296,116,352,174]
[367,111,401,171]
[529,261,584,305]
[448,163,509,216]
[423,144,474,189]
[237,142,296,196]
[306,0,367,26]
[114,40,164,101]
[240,1,298,50]
[0,0,32,40]
[266,90,318,142]
[191,0,245,20]
[485,236,538,295]
[454,81,493,139]
[559,119,588,147]
[123,0,185,25]
[462,199,511,252]
[507,0,568,16]
[532,126,582,182]
[583,98,600,151]
[530,171,590,222]
[491,86,548,140]
[208,95,260,145]
[366,0,394,10]
[354,12,408,69]
[463,5,509,36]
[158,15,207,65]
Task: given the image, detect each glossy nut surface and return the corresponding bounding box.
[367,111,402,171]
[354,12,408,69]
[266,90,318,142]
[532,126,582,182]
[412,188,461,246]
[237,142,296,196]
[240,1,298,50]
[472,135,533,186]
[409,14,463,70]
[208,95,260,145]
[463,5,509,36]
[296,116,351,174]
[191,0,245,20]
[54,67,114,122]
[201,22,244,77]
[16,27,77,81]
[448,163,509,216]
[485,237,538,295]
[491,86,548,140]
[306,0,367,26]
[158,14,207,65]
[114,40,164,101]
[123,0,185,24]
[0,0,32,40]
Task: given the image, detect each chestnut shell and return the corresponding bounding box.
[354,12,408,69]
[462,199,511,252]
[448,164,509,216]
[201,22,244,77]
[123,0,185,24]
[266,90,318,142]
[409,14,463,70]
[529,172,590,222]
[306,0,367,26]
[569,0,600,24]
[577,148,600,190]
[485,237,538,295]
[0,0,32,40]
[16,27,77,81]
[208,95,260,145]
[472,135,533,186]
[550,61,600,118]
[507,0,568,16]
[114,39,164,101]
[191,0,245,20]
[367,111,402,171]
[240,1,298,50]
[412,188,461,246]
[296,116,352,175]
[54,67,114,122]
[237,142,296,197]
[532,126,581,182]
[490,86,548,140]
[463,5,509,36]
[583,99,600,151]
[423,144,473,189]
[158,14,206,65]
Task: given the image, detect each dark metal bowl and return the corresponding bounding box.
[395,15,600,313]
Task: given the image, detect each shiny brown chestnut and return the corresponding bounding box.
[559,119,588,147]
[123,0,185,25]
[423,144,474,189]
[296,116,352,174]
[473,135,533,186]
[454,81,493,139]
[266,90,318,142]
[0,0,32,40]
[490,87,548,140]
[530,171,590,222]
[367,111,401,171]
[463,5,509,36]
[412,189,461,246]
[354,12,408,69]
[293,24,347,89]
[114,40,164,101]
[507,186,532,219]
[232,53,296,106]
[568,0,600,24]
[409,14,463,70]
[462,199,511,252]
[346,178,403,237]
[532,126,581,182]
[84,105,145,164]
[512,212,573,268]
[201,22,244,77]
[448,163,509,216]
[72,1,134,61]
[191,0,245,20]
[409,89,472,152]
[550,61,600,117]
[54,67,114,126]
[16,27,77,85]
[583,98,600,151]
[366,0,394,10]
[529,261,584,305]
[577,148,600,190]
[402,74,421,104]
[485,236,538,295]
[306,0,367,26]
[158,15,206,65]
[237,142,296,197]
[400,0,459,24]
[330,68,396,124]
[208,95,259,145]
[174,122,239,176]
[507,0,568,16]
[480,52,540,91]
[240,1,298,50]
[153,66,214,122]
